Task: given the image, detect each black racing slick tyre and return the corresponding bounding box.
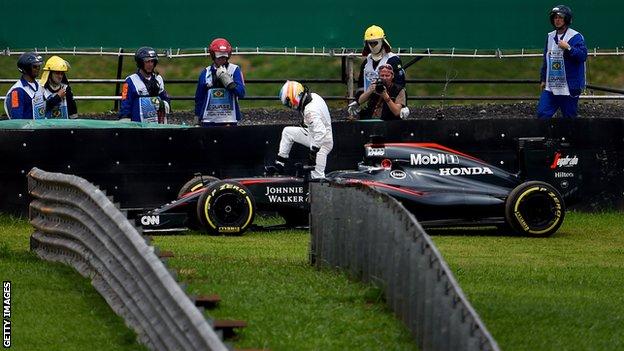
[196,181,256,235]
[505,181,565,237]
[177,175,219,199]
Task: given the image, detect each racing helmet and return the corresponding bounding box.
[17,52,44,76]
[550,5,572,27]
[134,47,159,69]
[209,38,233,60]
[279,80,306,109]
[362,25,392,56]
[39,56,70,86]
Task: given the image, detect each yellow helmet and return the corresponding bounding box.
[40,56,70,86]
[362,25,392,56]
[364,25,385,41]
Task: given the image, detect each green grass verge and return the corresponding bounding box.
[1,54,623,113]
[2,211,623,350]
[0,215,146,351]
[156,225,416,351]
[0,214,416,350]
[431,211,624,351]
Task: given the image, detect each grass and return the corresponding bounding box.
[157,216,417,351]
[431,211,624,351]
[1,54,623,114]
[0,215,146,351]
[0,214,416,350]
[2,211,623,350]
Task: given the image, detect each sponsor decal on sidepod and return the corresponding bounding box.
[366,147,385,156]
[264,186,305,203]
[390,170,407,179]
[410,153,460,165]
[439,167,494,176]
[550,153,578,169]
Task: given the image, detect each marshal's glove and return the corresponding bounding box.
[308,145,320,166]
[347,101,360,117]
[399,106,410,119]
[216,66,235,89]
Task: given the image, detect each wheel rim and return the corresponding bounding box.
[515,189,561,233]
[210,192,248,225]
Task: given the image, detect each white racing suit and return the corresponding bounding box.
[278,93,333,179]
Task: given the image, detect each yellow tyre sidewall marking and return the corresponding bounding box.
[513,186,562,235]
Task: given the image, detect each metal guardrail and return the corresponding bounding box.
[27,167,228,351]
[3,46,624,58]
[309,182,500,351]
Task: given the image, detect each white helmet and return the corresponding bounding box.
[279,80,306,109]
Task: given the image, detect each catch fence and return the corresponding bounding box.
[1,48,623,107]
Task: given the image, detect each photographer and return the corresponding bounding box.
[357,64,408,121]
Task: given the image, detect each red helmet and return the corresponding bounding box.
[209,38,232,59]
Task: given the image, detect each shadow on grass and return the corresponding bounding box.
[425,226,518,237]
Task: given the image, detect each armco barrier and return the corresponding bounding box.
[27,167,228,351]
[310,182,500,351]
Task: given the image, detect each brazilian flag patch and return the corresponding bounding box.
[212,90,225,98]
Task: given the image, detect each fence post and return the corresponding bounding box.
[346,56,354,100]
[113,48,124,111]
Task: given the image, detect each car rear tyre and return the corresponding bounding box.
[196,181,256,235]
[505,181,565,237]
[178,175,219,199]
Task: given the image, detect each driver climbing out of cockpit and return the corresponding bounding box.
[266,81,334,179]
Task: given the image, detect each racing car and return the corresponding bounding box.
[138,137,579,237]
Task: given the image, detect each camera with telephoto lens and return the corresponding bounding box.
[374,78,385,94]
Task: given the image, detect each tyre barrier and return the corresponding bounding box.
[27,167,229,351]
[309,182,500,351]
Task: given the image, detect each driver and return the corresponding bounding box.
[267,81,333,179]
[119,47,171,123]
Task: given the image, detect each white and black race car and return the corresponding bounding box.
[138,137,580,237]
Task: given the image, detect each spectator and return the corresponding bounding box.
[357,64,409,120]
[39,56,77,118]
[266,81,333,179]
[349,25,406,117]
[119,47,171,123]
[537,5,587,119]
[194,38,246,126]
[4,52,45,119]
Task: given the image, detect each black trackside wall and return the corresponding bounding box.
[1,118,622,216]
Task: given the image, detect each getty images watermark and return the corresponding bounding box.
[3,281,10,348]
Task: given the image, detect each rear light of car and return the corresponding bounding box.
[381,159,392,169]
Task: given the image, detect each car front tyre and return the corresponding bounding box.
[196,180,256,235]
